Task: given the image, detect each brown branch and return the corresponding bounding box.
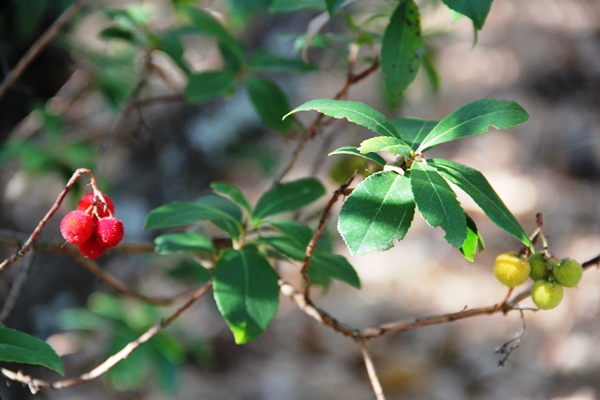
[356,339,386,400]
[284,248,600,342]
[0,231,194,306]
[0,0,88,100]
[1,282,213,393]
[63,246,197,306]
[0,168,97,272]
[301,175,356,296]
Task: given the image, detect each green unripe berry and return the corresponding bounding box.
[552,258,583,288]
[494,251,531,288]
[527,252,557,281]
[531,280,564,310]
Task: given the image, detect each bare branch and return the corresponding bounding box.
[1,282,213,393]
[0,0,88,100]
[356,339,386,400]
[301,175,356,297]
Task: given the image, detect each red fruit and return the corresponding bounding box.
[95,217,124,247]
[78,236,108,259]
[60,210,95,244]
[78,192,115,218]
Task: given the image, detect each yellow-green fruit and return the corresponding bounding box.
[552,258,583,288]
[531,280,564,310]
[494,251,531,288]
[527,252,550,281]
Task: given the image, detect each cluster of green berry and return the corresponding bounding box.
[60,192,124,259]
[494,251,583,310]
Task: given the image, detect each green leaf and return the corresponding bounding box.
[381,0,423,98]
[196,194,244,239]
[270,0,325,12]
[441,0,492,30]
[410,161,467,248]
[179,7,245,65]
[245,76,294,132]
[144,195,242,233]
[268,220,313,246]
[145,202,216,230]
[210,182,252,215]
[213,247,280,344]
[0,325,64,374]
[328,146,386,167]
[259,236,305,261]
[247,49,317,73]
[253,178,325,223]
[417,99,530,153]
[389,118,438,150]
[184,70,236,103]
[325,0,345,16]
[358,136,411,156]
[459,214,485,261]
[99,26,136,42]
[427,158,533,248]
[154,232,216,254]
[283,99,399,138]
[310,252,360,288]
[338,171,415,255]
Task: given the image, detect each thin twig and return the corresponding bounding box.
[301,174,356,296]
[356,339,386,400]
[0,251,35,322]
[64,247,196,306]
[1,282,213,393]
[0,0,88,100]
[0,168,97,272]
[496,309,527,366]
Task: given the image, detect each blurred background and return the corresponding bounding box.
[1,0,600,399]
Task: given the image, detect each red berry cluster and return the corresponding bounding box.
[60,192,124,258]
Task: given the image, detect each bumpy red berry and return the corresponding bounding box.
[78,192,114,218]
[77,235,108,259]
[60,210,95,244]
[95,217,124,247]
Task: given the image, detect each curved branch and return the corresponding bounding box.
[1,282,213,393]
[0,0,88,100]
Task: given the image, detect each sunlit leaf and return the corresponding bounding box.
[284,99,399,137]
[410,161,467,249]
[417,99,529,152]
[328,146,386,167]
[338,171,415,255]
[427,158,533,248]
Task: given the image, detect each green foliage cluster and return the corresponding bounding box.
[0,0,555,396]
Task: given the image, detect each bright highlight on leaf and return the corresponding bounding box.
[338,171,415,255]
